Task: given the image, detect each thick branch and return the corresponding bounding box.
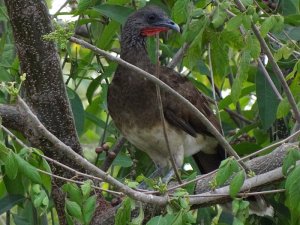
[0,104,23,132]
[194,143,297,199]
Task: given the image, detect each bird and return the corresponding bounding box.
[107,5,273,217]
[107,5,225,175]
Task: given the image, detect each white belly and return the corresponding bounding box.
[122,123,219,168]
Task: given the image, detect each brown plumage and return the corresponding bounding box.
[108,5,225,173]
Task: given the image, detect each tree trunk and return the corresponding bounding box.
[4,0,84,223]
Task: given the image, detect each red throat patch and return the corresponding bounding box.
[141,27,169,36]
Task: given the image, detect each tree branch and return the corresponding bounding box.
[0,104,23,132]
[17,96,169,206]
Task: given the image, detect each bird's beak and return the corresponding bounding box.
[153,18,181,33]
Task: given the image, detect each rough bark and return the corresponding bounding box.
[195,142,295,194]
[3,0,89,223]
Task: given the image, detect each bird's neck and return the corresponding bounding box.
[120,30,151,65]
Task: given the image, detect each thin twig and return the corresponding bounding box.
[208,43,224,136]
[187,188,285,198]
[36,168,123,196]
[95,113,110,165]
[167,43,189,69]
[224,108,253,124]
[155,34,182,184]
[52,0,71,17]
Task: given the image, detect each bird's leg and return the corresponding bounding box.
[138,166,178,190]
[162,169,175,183]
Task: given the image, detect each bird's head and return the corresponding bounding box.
[121,6,180,50]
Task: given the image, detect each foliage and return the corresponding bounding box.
[0,0,300,224]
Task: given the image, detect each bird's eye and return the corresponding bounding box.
[148,14,156,21]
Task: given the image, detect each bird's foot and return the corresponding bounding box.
[137,168,178,190]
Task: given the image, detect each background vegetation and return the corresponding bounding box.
[0,0,300,224]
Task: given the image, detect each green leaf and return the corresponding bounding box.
[77,0,93,12]
[277,98,291,118]
[170,210,183,225]
[67,88,85,136]
[40,157,52,194]
[216,157,240,186]
[246,34,261,59]
[66,200,83,220]
[3,173,25,195]
[231,50,251,103]
[256,70,281,129]
[112,152,133,167]
[86,64,116,103]
[83,195,97,224]
[32,189,47,209]
[230,171,245,197]
[92,4,134,24]
[274,45,294,61]
[279,0,300,15]
[260,16,276,37]
[0,142,10,161]
[5,151,18,180]
[97,21,120,50]
[66,211,75,225]
[14,154,42,184]
[115,197,132,225]
[63,183,83,205]
[240,0,253,6]
[285,165,300,224]
[212,6,227,28]
[12,214,32,225]
[221,30,244,49]
[0,194,25,214]
[282,148,300,176]
[172,0,190,24]
[232,198,249,223]
[146,216,167,225]
[81,180,92,198]
[226,14,244,31]
[210,33,229,85]
[130,203,144,225]
[284,14,300,26]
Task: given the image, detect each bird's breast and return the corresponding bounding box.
[122,123,219,168]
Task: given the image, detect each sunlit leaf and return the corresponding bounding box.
[229,171,245,197]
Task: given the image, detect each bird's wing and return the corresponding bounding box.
[160,67,221,136]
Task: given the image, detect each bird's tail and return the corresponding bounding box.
[192,144,226,174]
